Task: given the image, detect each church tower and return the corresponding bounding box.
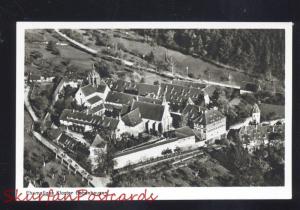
[162,87,172,132]
[88,63,101,87]
[251,103,261,124]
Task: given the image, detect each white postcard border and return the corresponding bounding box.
[16,22,293,200]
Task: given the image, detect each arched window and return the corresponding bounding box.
[145,121,149,132]
[152,122,156,131]
[158,123,163,133]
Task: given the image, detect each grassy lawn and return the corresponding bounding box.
[114,36,256,86]
[57,45,93,60]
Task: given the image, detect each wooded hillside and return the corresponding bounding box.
[134,29,285,81]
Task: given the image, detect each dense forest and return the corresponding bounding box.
[134,29,285,81]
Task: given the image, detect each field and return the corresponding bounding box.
[113,36,257,86]
[25,30,95,77]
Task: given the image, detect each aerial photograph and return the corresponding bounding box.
[23,28,285,188]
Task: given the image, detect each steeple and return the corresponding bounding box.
[162,86,168,105]
[89,63,101,87]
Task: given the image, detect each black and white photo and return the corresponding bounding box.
[16,22,292,200]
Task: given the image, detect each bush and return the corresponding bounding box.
[188,73,195,78]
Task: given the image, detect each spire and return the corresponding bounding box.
[163,86,168,104]
[92,63,95,72]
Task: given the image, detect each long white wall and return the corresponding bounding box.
[113,136,196,169]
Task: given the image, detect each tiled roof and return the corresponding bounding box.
[182,104,204,123]
[174,126,195,138]
[91,134,106,148]
[121,108,143,127]
[105,91,135,105]
[96,81,108,93]
[132,101,165,121]
[57,133,78,150]
[137,96,162,104]
[87,95,102,104]
[136,83,159,96]
[120,104,130,115]
[90,104,105,114]
[48,128,62,140]
[81,84,96,96]
[158,83,204,104]
[60,109,119,130]
[203,109,225,125]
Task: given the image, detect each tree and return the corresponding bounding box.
[95,61,111,78]
[95,33,112,46]
[145,51,155,63]
[188,73,195,78]
[30,50,43,59]
[161,148,172,155]
[174,147,181,153]
[46,40,60,55]
[32,96,49,117]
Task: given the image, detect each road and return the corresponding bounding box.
[54,29,98,55]
[24,85,39,122]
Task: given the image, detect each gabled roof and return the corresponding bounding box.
[91,134,106,148]
[136,83,159,96]
[132,101,165,121]
[60,109,119,130]
[87,95,102,104]
[158,83,204,104]
[80,84,96,96]
[105,91,135,105]
[182,104,204,123]
[96,81,108,93]
[203,85,217,97]
[252,103,260,113]
[137,96,162,104]
[203,109,225,125]
[57,133,78,150]
[90,103,105,114]
[120,104,130,115]
[174,126,196,138]
[121,108,143,127]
